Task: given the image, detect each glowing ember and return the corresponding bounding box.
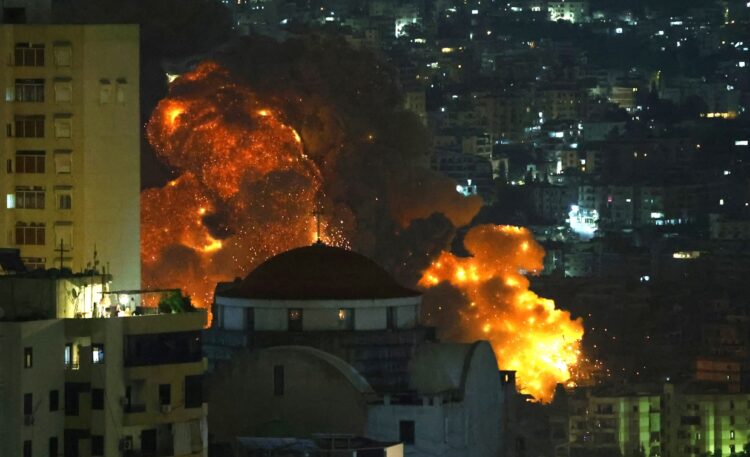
[419,224,584,403]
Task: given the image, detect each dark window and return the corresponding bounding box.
[245,307,255,331]
[16,223,45,245]
[14,115,44,137]
[399,420,415,445]
[91,389,104,410]
[49,390,59,411]
[185,375,203,408]
[274,365,284,396]
[7,159,12,173]
[91,435,103,456]
[63,429,86,457]
[24,347,33,368]
[15,79,44,102]
[24,440,31,457]
[159,384,171,406]
[288,308,303,331]
[387,307,397,329]
[14,43,44,66]
[124,331,201,367]
[58,194,71,210]
[24,392,33,414]
[141,429,157,457]
[15,151,45,173]
[49,437,58,457]
[64,383,88,416]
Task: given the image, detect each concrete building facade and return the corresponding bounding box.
[0,24,140,289]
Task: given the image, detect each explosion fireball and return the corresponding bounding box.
[142,61,347,321]
[419,225,584,402]
[142,46,584,401]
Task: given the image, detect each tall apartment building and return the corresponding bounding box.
[0,271,208,457]
[0,25,140,289]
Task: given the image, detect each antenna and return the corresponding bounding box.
[312,206,323,244]
[56,239,69,270]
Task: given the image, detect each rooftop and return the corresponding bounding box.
[219,242,420,300]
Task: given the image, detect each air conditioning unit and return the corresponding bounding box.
[160,404,172,414]
[24,414,34,426]
[119,437,133,451]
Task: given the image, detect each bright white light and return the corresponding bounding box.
[568,205,597,239]
[724,170,731,176]
[472,9,479,14]
[615,27,623,34]
[6,194,14,209]
[740,62,747,68]
[736,140,749,146]
[119,294,130,306]
[720,199,725,206]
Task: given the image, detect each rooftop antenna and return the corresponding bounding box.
[312,206,323,244]
[56,239,69,270]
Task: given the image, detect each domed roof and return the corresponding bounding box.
[221,242,420,300]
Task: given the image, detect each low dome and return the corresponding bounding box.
[220,242,420,300]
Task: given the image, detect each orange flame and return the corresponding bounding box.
[419,224,584,402]
[142,62,348,324]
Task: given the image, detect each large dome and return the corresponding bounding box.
[220,242,420,300]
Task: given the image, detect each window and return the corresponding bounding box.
[53,43,71,66]
[159,384,171,406]
[288,308,303,331]
[49,437,58,457]
[14,115,44,138]
[64,383,82,416]
[15,43,44,66]
[185,375,203,408]
[58,193,71,209]
[338,308,354,330]
[24,393,33,414]
[6,194,14,209]
[91,389,104,410]
[92,344,104,364]
[730,430,735,440]
[23,440,31,457]
[53,79,72,102]
[49,390,59,411]
[273,365,284,396]
[54,116,72,138]
[16,187,45,209]
[54,150,72,174]
[116,78,127,103]
[54,223,73,250]
[16,151,45,173]
[91,435,103,456]
[399,420,416,445]
[387,306,397,329]
[15,79,44,102]
[99,80,111,104]
[24,347,33,368]
[731,445,736,454]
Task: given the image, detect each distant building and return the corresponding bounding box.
[0,271,208,457]
[0,24,141,290]
[547,1,589,23]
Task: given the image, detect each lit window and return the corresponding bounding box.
[730,430,735,440]
[92,344,105,364]
[287,309,303,332]
[338,308,354,330]
[24,347,33,368]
